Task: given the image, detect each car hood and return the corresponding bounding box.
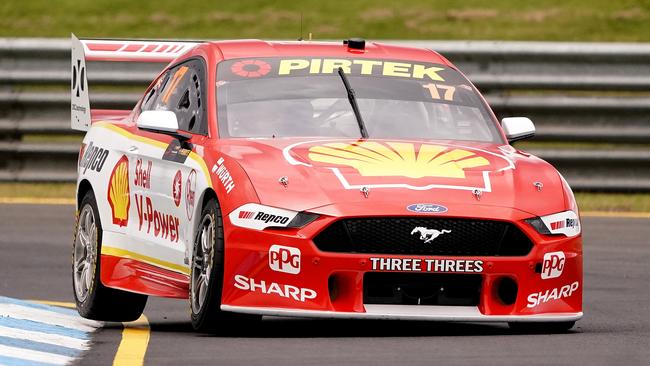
[217,138,566,218]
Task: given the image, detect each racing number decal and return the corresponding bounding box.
[422,83,456,101]
[162,66,189,104]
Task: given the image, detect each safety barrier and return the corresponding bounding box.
[1,38,649,190]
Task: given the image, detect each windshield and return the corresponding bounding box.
[216,57,502,143]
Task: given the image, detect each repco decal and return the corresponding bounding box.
[79,141,109,174]
[135,194,181,243]
[107,155,130,227]
[228,203,298,231]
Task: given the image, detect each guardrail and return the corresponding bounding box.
[1,38,649,191]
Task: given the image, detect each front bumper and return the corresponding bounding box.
[222,304,582,322]
[220,205,583,322]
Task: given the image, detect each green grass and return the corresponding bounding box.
[1,183,649,212]
[2,1,650,41]
[575,193,650,212]
[0,183,76,198]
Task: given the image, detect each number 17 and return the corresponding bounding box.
[422,83,456,101]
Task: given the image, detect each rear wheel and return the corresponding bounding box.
[508,321,576,333]
[73,190,147,321]
[190,197,260,332]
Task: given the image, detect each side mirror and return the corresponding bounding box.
[501,117,535,142]
[136,110,179,133]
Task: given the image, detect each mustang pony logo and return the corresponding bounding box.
[107,155,130,227]
[308,141,489,179]
[411,227,451,243]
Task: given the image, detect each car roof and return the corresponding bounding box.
[204,39,452,66]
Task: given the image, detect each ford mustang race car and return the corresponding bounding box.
[70,35,582,332]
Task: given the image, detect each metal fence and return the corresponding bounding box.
[1,38,649,190]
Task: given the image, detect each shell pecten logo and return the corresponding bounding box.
[307,141,490,179]
[107,155,130,227]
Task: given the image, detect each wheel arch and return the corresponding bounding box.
[77,179,94,210]
[200,187,218,210]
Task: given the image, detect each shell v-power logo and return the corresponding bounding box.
[108,155,130,227]
[308,141,489,178]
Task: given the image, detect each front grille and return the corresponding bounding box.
[313,217,532,256]
[364,272,482,306]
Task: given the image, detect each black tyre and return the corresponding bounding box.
[190,197,260,332]
[73,189,147,321]
[508,321,576,334]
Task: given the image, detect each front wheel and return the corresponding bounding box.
[189,197,259,332]
[73,190,147,321]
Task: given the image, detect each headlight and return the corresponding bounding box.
[228,203,318,230]
[525,210,581,237]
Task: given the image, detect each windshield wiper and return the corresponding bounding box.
[337,67,369,138]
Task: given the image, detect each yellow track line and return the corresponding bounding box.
[581,210,650,218]
[34,299,151,366]
[0,197,76,205]
[113,314,150,366]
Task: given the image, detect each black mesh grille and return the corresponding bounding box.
[313,217,533,256]
[363,273,482,306]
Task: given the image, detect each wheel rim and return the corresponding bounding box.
[191,214,214,314]
[73,204,97,303]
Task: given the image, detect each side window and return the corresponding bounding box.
[141,72,170,111]
[141,59,208,135]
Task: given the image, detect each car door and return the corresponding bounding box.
[128,58,209,272]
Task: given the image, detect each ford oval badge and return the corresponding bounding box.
[407,203,448,214]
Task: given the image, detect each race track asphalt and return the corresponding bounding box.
[1,203,649,365]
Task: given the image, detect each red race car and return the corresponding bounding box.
[70,35,582,332]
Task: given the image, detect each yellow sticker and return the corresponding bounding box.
[308,141,489,179]
[278,59,445,81]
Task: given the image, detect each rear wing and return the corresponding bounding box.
[71,33,200,131]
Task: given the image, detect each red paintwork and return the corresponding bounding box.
[91,109,131,123]
[101,255,189,298]
[95,40,582,318]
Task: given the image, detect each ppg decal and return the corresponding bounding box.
[541,251,565,280]
[269,245,300,274]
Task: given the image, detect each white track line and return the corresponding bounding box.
[0,325,90,350]
[0,304,100,332]
[0,344,74,365]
